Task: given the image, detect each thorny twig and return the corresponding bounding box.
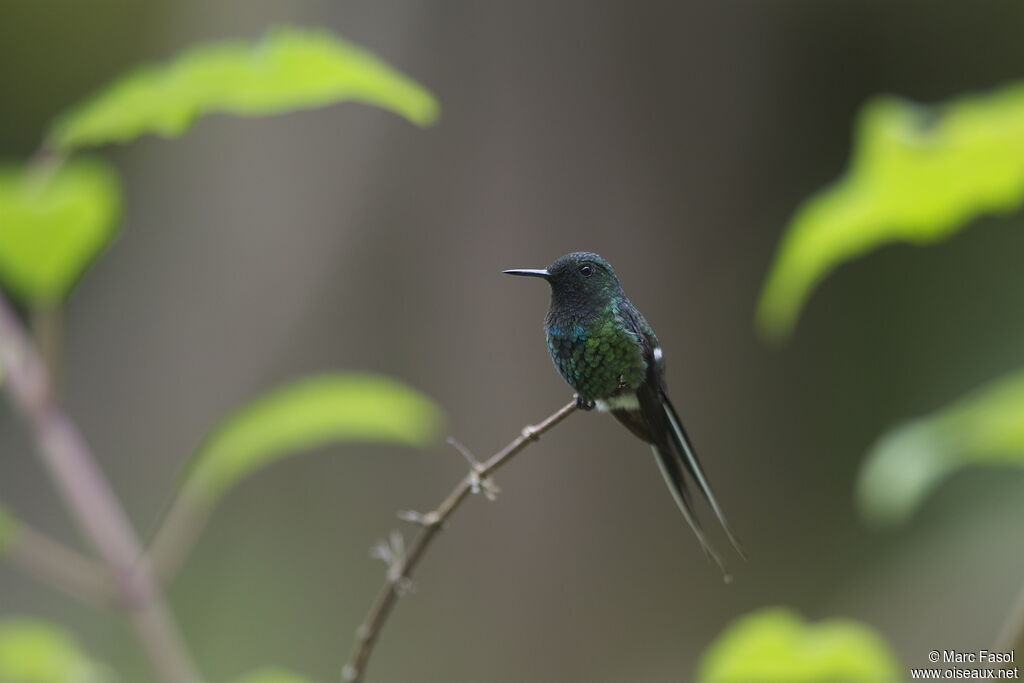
[341,400,578,683]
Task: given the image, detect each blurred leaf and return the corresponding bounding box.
[187,373,442,501]
[0,618,112,683]
[0,158,120,304]
[859,369,1024,525]
[697,607,901,683]
[49,26,439,150]
[233,669,314,683]
[758,84,1024,341]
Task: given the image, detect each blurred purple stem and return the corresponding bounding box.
[8,521,116,607]
[0,292,203,683]
[30,304,63,395]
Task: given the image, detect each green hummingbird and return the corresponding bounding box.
[505,251,743,577]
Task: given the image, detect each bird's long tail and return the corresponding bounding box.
[659,391,746,560]
[649,442,732,581]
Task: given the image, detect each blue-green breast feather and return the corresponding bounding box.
[545,300,648,400]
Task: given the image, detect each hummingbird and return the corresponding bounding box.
[504,251,743,577]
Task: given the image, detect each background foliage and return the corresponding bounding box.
[49,27,438,151]
[697,608,901,683]
[758,85,1024,342]
[5,2,1024,682]
[0,159,120,305]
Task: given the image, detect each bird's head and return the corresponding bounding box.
[504,252,623,308]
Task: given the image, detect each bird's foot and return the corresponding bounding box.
[575,394,596,411]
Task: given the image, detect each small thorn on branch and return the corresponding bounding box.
[446,436,479,466]
[468,470,501,501]
[397,509,440,526]
[448,436,500,501]
[370,531,404,577]
[370,531,413,594]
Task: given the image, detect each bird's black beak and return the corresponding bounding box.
[503,268,550,280]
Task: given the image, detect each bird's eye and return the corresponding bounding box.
[579,264,594,277]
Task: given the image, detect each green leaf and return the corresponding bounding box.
[0,158,121,304]
[697,607,901,683]
[187,373,442,501]
[757,84,1024,341]
[49,26,439,150]
[0,618,112,683]
[233,669,314,683]
[858,369,1024,525]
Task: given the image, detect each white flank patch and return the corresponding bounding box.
[595,393,640,412]
[653,347,663,363]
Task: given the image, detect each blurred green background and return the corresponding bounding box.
[5,1,1024,681]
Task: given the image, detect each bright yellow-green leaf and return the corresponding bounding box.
[49,26,439,150]
[859,369,1024,525]
[697,607,901,683]
[758,84,1024,341]
[0,618,111,683]
[187,373,442,500]
[234,669,314,683]
[0,158,120,304]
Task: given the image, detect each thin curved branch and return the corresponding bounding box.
[342,399,578,683]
